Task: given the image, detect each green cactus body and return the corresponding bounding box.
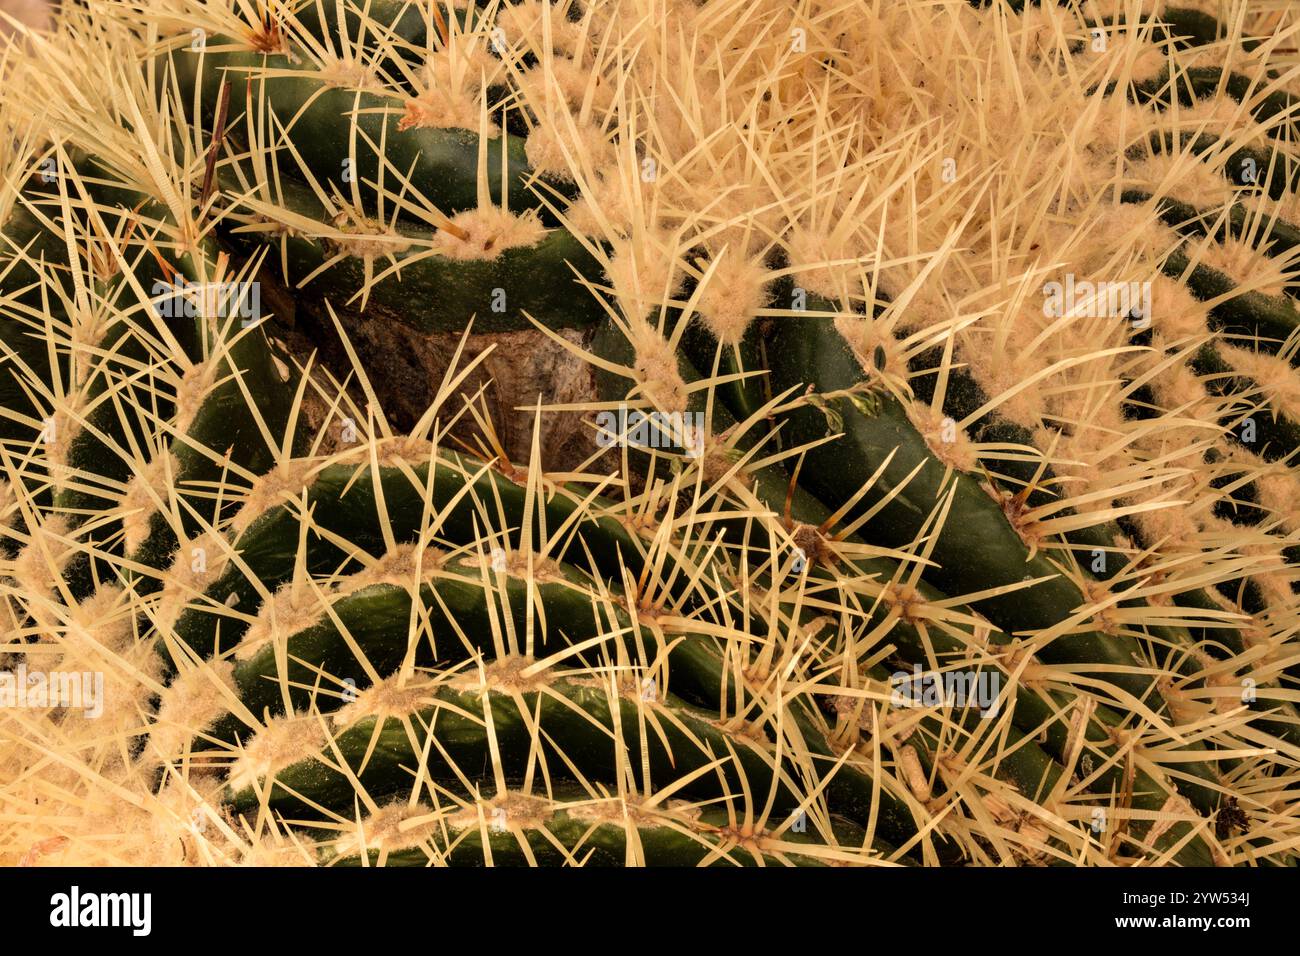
[4,0,1300,870]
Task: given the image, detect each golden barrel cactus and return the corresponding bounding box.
[1,0,1299,867]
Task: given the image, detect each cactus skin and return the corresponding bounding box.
[3,0,1300,868]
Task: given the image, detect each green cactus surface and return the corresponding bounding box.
[2,0,1300,868]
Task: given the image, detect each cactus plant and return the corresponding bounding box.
[2,0,1300,867]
